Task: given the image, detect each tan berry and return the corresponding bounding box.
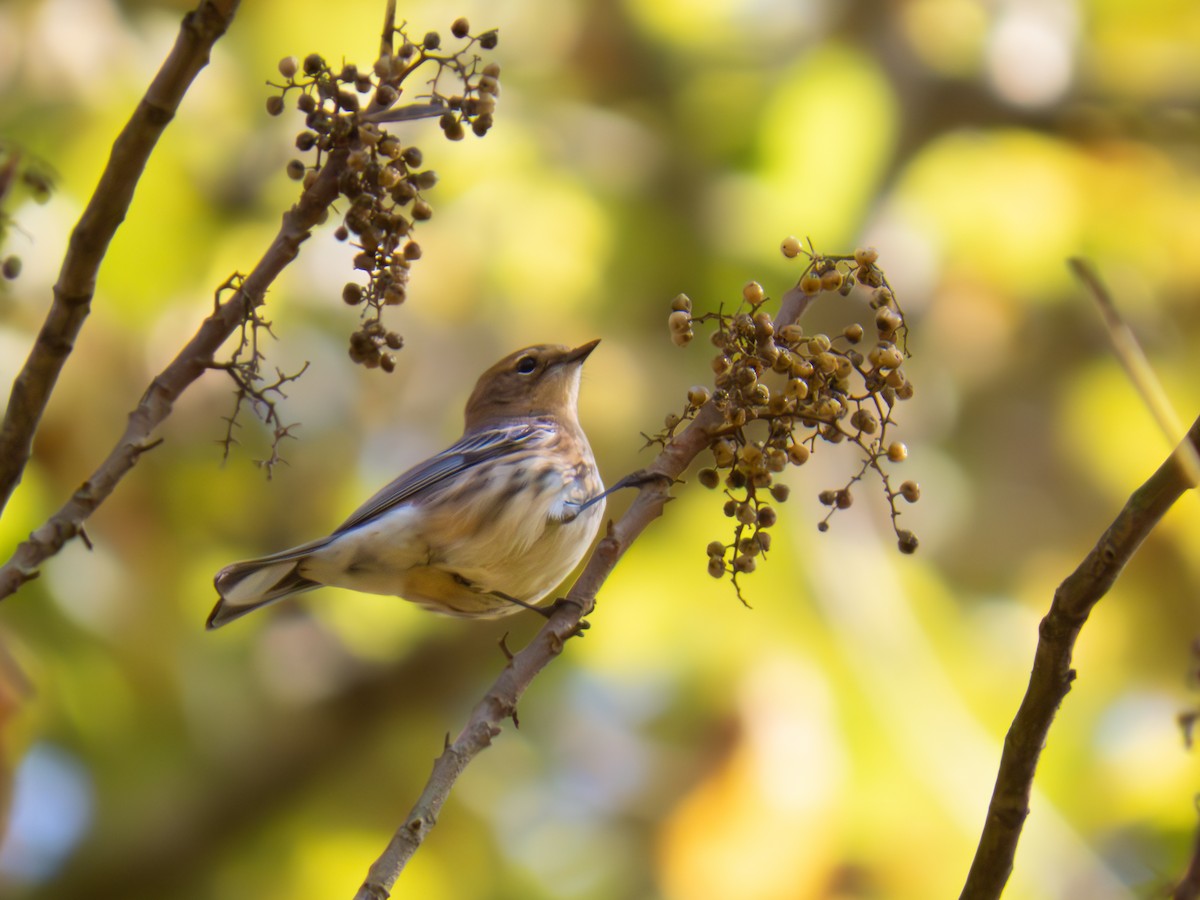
[778,324,804,345]
[820,268,843,292]
[887,441,908,462]
[668,310,691,334]
[712,438,736,468]
[854,246,879,266]
[781,235,803,258]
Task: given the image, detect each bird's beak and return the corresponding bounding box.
[563,339,600,365]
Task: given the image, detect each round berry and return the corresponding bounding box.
[854,246,879,266]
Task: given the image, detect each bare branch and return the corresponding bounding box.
[959,414,1200,899]
[0,0,241,515]
[1174,801,1200,900]
[0,149,347,603]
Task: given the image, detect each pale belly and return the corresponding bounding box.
[298,494,605,617]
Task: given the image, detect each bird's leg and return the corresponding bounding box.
[547,596,591,638]
[574,468,674,513]
[490,589,555,619]
[489,590,591,638]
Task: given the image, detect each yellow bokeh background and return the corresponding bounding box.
[2,0,1200,898]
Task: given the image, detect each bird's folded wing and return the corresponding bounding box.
[333,422,553,534]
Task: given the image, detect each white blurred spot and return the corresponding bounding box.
[986,1,1077,108]
[0,743,93,885]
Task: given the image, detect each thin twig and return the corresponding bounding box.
[0,149,348,602]
[959,414,1200,899]
[0,0,241,516]
[1071,257,1200,486]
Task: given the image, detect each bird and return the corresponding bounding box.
[207,340,605,629]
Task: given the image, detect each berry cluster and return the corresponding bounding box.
[268,17,499,371]
[0,145,54,285]
[664,238,919,600]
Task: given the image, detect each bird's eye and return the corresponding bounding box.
[516,356,537,374]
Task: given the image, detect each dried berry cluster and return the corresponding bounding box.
[216,15,498,473]
[268,16,500,371]
[664,238,920,600]
[0,145,54,284]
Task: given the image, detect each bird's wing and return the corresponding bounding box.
[333,422,552,535]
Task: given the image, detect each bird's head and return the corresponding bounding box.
[464,340,600,431]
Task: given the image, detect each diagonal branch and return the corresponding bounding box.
[0,0,241,516]
[352,285,816,900]
[0,148,347,603]
[959,414,1200,899]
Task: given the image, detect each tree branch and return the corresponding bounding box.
[1174,801,1200,900]
[0,149,347,602]
[0,0,241,516]
[959,414,1200,899]
[353,286,816,899]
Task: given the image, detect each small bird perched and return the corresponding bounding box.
[207,341,605,629]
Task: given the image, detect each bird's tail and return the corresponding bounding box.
[208,546,323,630]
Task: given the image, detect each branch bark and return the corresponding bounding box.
[959,415,1200,899]
[352,286,815,899]
[0,148,347,602]
[1174,803,1200,900]
[0,0,241,516]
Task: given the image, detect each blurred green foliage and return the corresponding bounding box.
[2,0,1200,898]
